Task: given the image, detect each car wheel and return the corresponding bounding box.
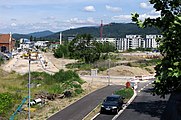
[100,109,104,114]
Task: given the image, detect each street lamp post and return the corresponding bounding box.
[108,58,110,85]
[107,52,111,86]
[28,50,31,120]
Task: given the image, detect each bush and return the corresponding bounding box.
[0,56,4,66]
[98,67,107,72]
[74,88,84,95]
[0,93,14,118]
[115,88,134,99]
[66,62,93,70]
[48,84,64,94]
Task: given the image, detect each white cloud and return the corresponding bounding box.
[67,17,96,25]
[150,9,161,15]
[112,13,160,22]
[139,14,160,20]
[112,15,132,21]
[83,6,96,12]
[11,23,17,27]
[140,2,152,9]
[106,5,121,12]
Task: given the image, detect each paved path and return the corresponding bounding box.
[48,85,123,120]
[116,82,169,120]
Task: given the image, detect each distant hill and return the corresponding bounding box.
[12,34,30,40]
[12,23,161,40]
[13,30,54,40]
[45,23,161,40]
[29,30,54,38]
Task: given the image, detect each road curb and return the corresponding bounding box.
[82,104,100,120]
[112,89,137,120]
[90,113,100,120]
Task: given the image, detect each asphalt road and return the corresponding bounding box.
[94,80,153,120]
[48,85,123,120]
[116,82,169,120]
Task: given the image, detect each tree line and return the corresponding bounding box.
[53,34,116,63]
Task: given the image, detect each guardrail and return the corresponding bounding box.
[80,74,155,81]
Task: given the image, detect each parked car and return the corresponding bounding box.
[100,95,124,114]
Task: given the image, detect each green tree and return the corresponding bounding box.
[132,0,181,98]
[29,35,33,41]
[132,1,181,119]
[93,41,116,53]
[68,34,100,63]
[54,44,69,58]
[33,37,37,41]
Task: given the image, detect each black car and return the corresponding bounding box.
[100,95,124,114]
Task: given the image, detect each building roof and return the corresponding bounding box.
[0,34,15,44]
[0,34,10,43]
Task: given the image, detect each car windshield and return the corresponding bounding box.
[106,97,119,102]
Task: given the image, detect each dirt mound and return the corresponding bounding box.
[101,65,150,76]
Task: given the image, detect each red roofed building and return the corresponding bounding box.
[0,33,16,52]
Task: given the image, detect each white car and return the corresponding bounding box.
[130,81,138,90]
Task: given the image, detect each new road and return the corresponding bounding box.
[48,85,123,120]
[116,82,169,120]
[94,80,169,120]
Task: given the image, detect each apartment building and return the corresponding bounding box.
[95,34,162,51]
[95,37,116,44]
[116,35,145,51]
[145,35,163,48]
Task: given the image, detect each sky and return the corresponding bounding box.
[0,0,160,34]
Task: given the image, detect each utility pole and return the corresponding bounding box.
[28,50,31,120]
[100,20,103,40]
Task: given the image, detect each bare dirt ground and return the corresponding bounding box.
[100,65,151,76]
[31,82,106,120]
[1,51,155,119]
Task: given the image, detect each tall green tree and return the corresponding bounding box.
[132,0,181,98]
[132,1,180,119]
[29,35,33,41]
[68,34,100,63]
[54,44,69,58]
[93,41,116,53]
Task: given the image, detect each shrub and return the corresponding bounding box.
[98,67,107,72]
[115,88,134,99]
[74,88,84,95]
[0,93,14,118]
[48,84,64,94]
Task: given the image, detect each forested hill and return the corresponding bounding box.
[46,23,161,40]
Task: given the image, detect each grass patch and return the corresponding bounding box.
[66,62,93,70]
[0,68,85,119]
[115,88,134,101]
[126,59,160,68]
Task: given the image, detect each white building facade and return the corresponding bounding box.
[95,34,162,51]
[145,35,162,48]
